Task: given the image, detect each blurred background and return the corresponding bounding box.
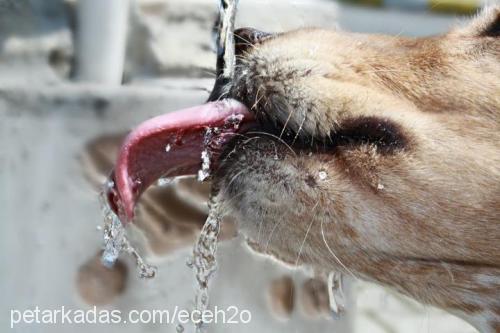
[1,0,491,332]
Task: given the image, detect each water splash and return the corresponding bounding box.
[196,113,245,183]
[196,126,217,182]
[123,239,157,279]
[157,177,174,187]
[197,150,211,182]
[328,271,346,318]
[191,194,223,332]
[99,180,157,278]
[99,181,126,268]
[224,113,244,127]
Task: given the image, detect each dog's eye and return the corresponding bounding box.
[331,116,409,153]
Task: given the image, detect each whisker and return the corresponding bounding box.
[234,35,260,50]
[294,201,320,266]
[441,261,455,284]
[218,187,255,214]
[292,114,307,146]
[320,217,357,279]
[246,131,297,157]
[220,169,246,198]
[217,134,263,165]
[257,212,265,244]
[215,90,230,102]
[201,69,217,77]
[252,84,266,117]
[265,214,285,252]
[279,103,297,140]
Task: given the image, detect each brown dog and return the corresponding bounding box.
[211,6,499,332]
[104,5,499,332]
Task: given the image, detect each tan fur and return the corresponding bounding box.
[217,6,500,332]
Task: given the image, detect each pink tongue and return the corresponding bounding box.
[108,99,254,221]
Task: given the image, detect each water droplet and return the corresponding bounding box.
[195,114,246,183]
[99,189,126,268]
[99,180,157,279]
[328,271,346,317]
[225,113,244,129]
[157,178,173,187]
[186,257,194,268]
[165,144,172,153]
[105,179,115,189]
[123,240,157,279]
[318,171,327,180]
[197,150,211,182]
[138,263,157,279]
[176,324,185,333]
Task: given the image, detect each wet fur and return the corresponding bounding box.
[216,6,500,332]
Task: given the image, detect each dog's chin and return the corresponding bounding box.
[213,134,327,261]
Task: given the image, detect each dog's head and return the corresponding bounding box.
[216,6,500,327]
[109,6,500,330]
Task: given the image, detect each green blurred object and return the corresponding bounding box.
[428,0,479,14]
[344,0,383,7]
[338,0,483,15]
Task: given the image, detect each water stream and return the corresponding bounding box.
[190,195,223,332]
[99,180,157,278]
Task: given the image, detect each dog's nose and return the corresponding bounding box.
[234,28,273,54]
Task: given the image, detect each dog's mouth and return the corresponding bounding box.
[107,99,260,222]
[106,91,360,223]
[106,24,310,223]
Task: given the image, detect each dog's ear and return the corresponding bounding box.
[453,5,499,37]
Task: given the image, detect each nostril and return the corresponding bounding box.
[234,27,273,54]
